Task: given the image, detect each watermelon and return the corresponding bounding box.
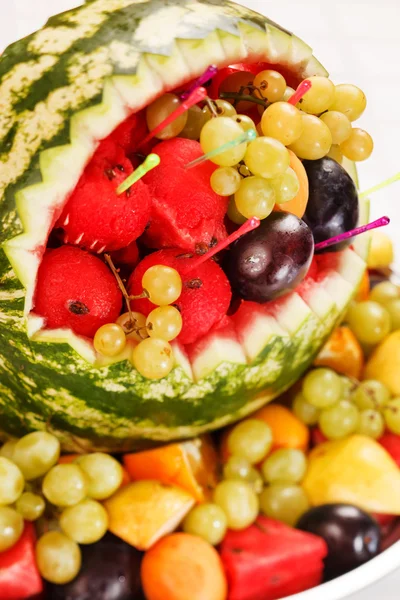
[0,0,369,450]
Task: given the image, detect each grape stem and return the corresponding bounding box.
[204,97,219,118]
[104,254,149,335]
[220,91,268,108]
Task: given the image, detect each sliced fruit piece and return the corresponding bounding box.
[219,516,327,600]
[275,150,309,218]
[314,326,364,379]
[104,481,195,550]
[141,532,227,600]
[0,523,42,600]
[364,332,400,395]
[143,138,227,251]
[253,404,309,453]
[303,435,400,514]
[123,436,218,502]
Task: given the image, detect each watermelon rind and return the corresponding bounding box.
[0,0,366,450]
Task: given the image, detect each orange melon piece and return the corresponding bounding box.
[104,480,195,550]
[123,436,218,502]
[274,150,309,218]
[314,326,364,379]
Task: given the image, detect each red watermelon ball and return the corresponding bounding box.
[56,138,151,253]
[34,246,123,338]
[128,249,232,345]
[143,138,228,251]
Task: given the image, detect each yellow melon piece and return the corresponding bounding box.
[104,481,195,550]
[303,435,400,514]
[364,331,400,395]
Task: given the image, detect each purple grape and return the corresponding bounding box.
[303,157,359,253]
[225,212,314,303]
[297,504,381,580]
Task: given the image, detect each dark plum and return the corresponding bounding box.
[303,157,359,253]
[225,212,314,303]
[297,504,381,580]
[45,533,143,600]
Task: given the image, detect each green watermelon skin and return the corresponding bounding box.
[0,0,367,451]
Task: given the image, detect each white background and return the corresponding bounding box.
[1,1,400,598]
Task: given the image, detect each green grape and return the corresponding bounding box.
[357,409,385,439]
[36,531,81,584]
[253,70,286,103]
[42,464,88,507]
[319,111,352,145]
[75,453,123,500]
[327,144,343,164]
[146,93,187,140]
[282,86,295,102]
[228,419,273,464]
[296,76,335,115]
[292,393,320,426]
[232,114,256,133]
[352,380,390,410]
[289,114,332,160]
[182,503,227,545]
[340,376,358,401]
[203,99,237,119]
[259,483,310,526]
[234,176,275,220]
[370,282,399,305]
[0,457,24,505]
[223,456,252,480]
[384,398,400,435]
[244,137,290,179]
[0,506,24,551]
[329,84,367,122]
[340,128,373,162]
[271,167,300,204]
[213,480,259,530]
[200,117,247,167]
[0,439,17,460]
[347,301,391,345]
[302,368,343,409]
[261,102,303,146]
[210,167,242,196]
[319,400,360,440]
[60,499,108,544]
[16,492,45,521]
[386,299,400,331]
[227,196,247,225]
[261,448,307,484]
[246,468,264,495]
[180,105,208,140]
[13,431,60,481]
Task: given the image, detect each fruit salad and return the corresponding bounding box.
[2,262,400,599]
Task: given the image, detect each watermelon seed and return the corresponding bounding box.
[105,168,117,181]
[68,301,90,316]
[186,278,203,289]
[175,253,194,259]
[195,242,209,255]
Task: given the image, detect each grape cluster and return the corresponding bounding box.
[183,417,311,545]
[294,366,400,440]
[94,265,183,379]
[0,432,123,584]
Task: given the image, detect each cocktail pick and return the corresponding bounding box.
[314,216,390,251]
[360,172,400,198]
[184,217,260,272]
[287,80,312,106]
[185,128,256,170]
[180,65,218,100]
[137,86,207,149]
[117,153,160,195]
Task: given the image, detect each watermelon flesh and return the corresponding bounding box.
[220,516,328,600]
[34,246,123,338]
[128,248,232,345]
[143,139,228,251]
[56,139,151,253]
